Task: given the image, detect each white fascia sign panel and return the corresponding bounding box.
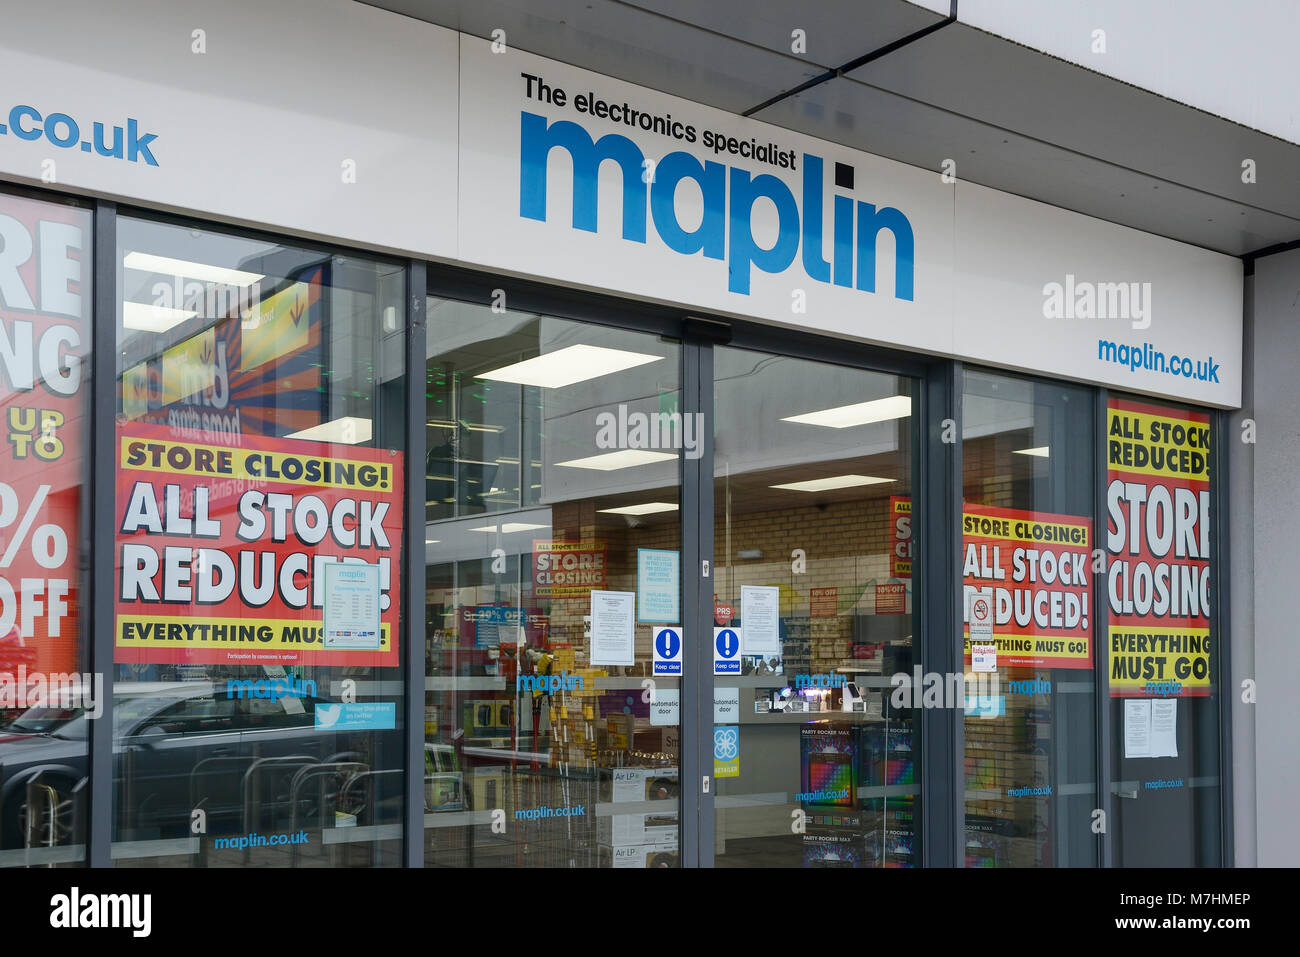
[0,0,458,261]
[457,34,957,359]
[457,33,1242,407]
[954,181,1242,407]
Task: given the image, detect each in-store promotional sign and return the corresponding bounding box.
[114,422,403,667]
[0,195,88,679]
[810,587,838,617]
[532,540,607,598]
[962,503,1092,670]
[457,35,1242,407]
[889,496,913,578]
[1106,399,1212,697]
[876,583,906,615]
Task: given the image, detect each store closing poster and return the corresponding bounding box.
[889,495,912,578]
[114,422,403,667]
[962,503,1092,670]
[1105,399,1212,697]
[0,196,88,680]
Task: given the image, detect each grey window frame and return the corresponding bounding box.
[20,182,1230,869]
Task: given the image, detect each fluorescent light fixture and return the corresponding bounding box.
[425,539,439,545]
[554,449,676,471]
[123,251,264,287]
[781,395,911,429]
[122,301,197,333]
[477,344,662,389]
[598,502,679,516]
[770,474,895,493]
[1013,446,1050,458]
[468,522,548,534]
[285,416,373,445]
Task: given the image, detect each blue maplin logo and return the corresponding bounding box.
[0,103,159,166]
[519,111,914,298]
[516,671,585,693]
[1007,677,1052,696]
[794,673,844,690]
[226,673,316,701]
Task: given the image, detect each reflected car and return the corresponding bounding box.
[0,682,393,849]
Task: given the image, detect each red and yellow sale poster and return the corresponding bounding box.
[531,540,606,598]
[114,422,403,667]
[1106,399,1212,697]
[810,586,838,617]
[0,196,89,681]
[962,503,1092,670]
[889,496,912,578]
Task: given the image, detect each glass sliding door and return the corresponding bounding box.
[112,217,408,867]
[1106,396,1220,866]
[423,300,683,868]
[960,369,1097,867]
[711,346,918,868]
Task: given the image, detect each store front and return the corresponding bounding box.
[0,1,1239,869]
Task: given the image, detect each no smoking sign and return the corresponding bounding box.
[969,594,996,672]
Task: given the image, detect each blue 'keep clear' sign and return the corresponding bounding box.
[713,627,741,675]
[653,627,683,676]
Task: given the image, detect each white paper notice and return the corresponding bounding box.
[1124,699,1152,758]
[740,585,780,655]
[1150,699,1179,758]
[322,562,382,649]
[589,590,636,666]
[971,643,997,673]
